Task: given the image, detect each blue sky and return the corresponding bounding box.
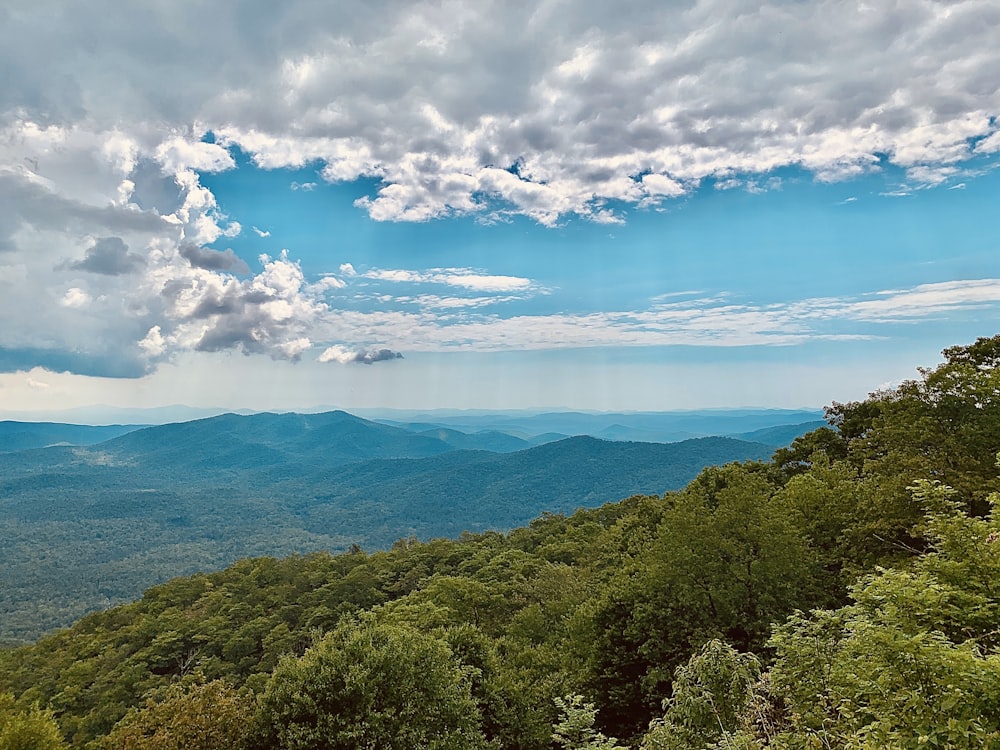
[1,1,998,417]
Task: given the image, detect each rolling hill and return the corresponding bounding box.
[0,421,145,453]
[0,409,776,642]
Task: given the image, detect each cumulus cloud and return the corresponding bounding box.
[148,251,326,363]
[154,138,235,175]
[311,275,347,292]
[318,345,404,365]
[1,1,998,379]
[0,127,324,376]
[0,0,995,227]
[61,288,92,308]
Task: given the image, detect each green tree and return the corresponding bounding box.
[0,692,67,750]
[97,680,254,750]
[551,695,627,750]
[759,480,1000,748]
[585,464,820,738]
[641,640,762,750]
[831,336,1000,515]
[255,615,486,750]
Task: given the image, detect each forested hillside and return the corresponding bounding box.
[3,337,1000,749]
[0,423,772,643]
[0,423,144,453]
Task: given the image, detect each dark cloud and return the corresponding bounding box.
[0,173,168,236]
[128,159,185,214]
[317,345,405,365]
[192,312,308,361]
[354,349,404,365]
[179,243,250,274]
[0,344,148,378]
[67,237,145,276]
[152,254,319,364]
[190,289,244,319]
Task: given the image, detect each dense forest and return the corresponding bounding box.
[3,337,1000,749]
[0,421,775,644]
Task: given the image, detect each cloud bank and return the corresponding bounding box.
[0,1,997,378]
[3,1,998,225]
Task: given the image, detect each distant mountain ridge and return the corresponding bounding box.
[0,407,825,457]
[732,420,829,446]
[97,410,461,470]
[372,408,825,444]
[0,421,146,453]
[0,408,786,642]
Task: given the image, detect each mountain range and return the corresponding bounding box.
[1,407,825,452]
[0,409,817,643]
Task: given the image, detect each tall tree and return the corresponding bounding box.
[255,615,487,750]
[584,463,821,739]
[750,481,1000,748]
[0,693,67,750]
[98,680,254,750]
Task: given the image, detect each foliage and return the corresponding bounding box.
[641,640,761,750]
[832,335,1000,512]
[0,429,770,644]
[255,615,486,750]
[96,680,254,750]
[584,462,823,738]
[0,692,67,750]
[744,479,1000,749]
[551,695,627,750]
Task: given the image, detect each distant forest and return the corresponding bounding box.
[3,337,1000,748]
[0,412,780,644]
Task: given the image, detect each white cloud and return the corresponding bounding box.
[438,272,532,292]
[410,294,523,309]
[306,278,1000,354]
[641,173,685,198]
[25,376,50,390]
[975,131,1000,154]
[360,266,534,292]
[154,138,235,175]
[906,165,960,187]
[365,268,427,283]
[141,250,327,366]
[317,345,403,365]
[0,1,996,226]
[251,226,271,237]
[317,345,356,364]
[61,287,91,308]
[1,1,998,380]
[841,279,1000,322]
[311,275,347,292]
[139,326,166,357]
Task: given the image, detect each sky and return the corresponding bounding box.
[1,0,999,419]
